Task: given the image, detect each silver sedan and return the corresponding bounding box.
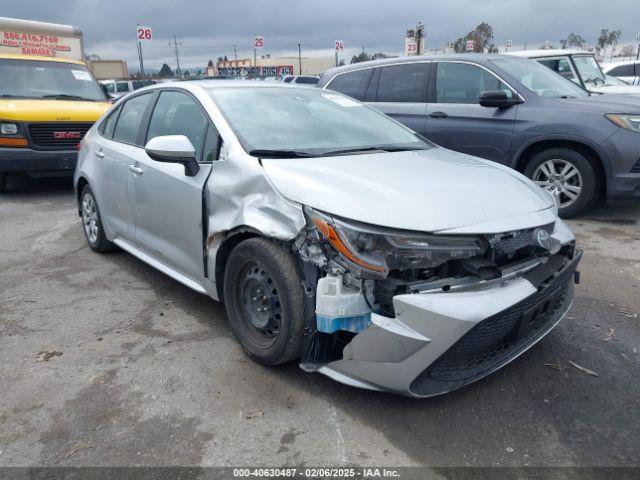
[74,81,581,397]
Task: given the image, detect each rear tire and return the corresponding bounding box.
[524,147,598,218]
[223,238,305,366]
[80,185,116,253]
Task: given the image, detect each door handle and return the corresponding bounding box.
[428,111,448,118]
[128,165,143,175]
[95,149,105,158]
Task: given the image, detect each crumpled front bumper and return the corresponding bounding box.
[318,251,581,398]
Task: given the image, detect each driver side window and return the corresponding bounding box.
[147,90,207,162]
[435,62,513,104]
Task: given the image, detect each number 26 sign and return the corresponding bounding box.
[136,26,153,41]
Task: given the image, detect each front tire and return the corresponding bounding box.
[524,148,598,218]
[80,185,116,253]
[223,238,305,366]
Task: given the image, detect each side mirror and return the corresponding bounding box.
[145,135,200,177]
[479,90,520,108]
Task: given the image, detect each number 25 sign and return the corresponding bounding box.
[136,26,153,41]
[254,36,264,49]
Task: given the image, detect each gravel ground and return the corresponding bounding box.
[0,177,639,469]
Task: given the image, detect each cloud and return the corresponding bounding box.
[2,0,638,71]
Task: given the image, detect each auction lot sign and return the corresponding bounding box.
[217,65,295,77]
[0,30,82,60]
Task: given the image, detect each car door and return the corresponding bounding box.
[131,89,217,282]
[97,92,154,242]
[365,62,430,136]
[425,61,518,165]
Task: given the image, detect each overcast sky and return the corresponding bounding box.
[3,0,639,71]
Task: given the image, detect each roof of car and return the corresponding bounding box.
[140,79,316,92]
[0,53,86,65]
[505,49,591,58]
[320,53,521,78]
[602,60,639,69]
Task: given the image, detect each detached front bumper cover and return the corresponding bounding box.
[319,250,582,397]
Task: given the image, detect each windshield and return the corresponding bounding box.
[572,56,606,87]
[492,58,588,98]
[208,87,432,156]
[0,59,106,101]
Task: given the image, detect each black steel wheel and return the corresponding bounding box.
[223,238,305,365]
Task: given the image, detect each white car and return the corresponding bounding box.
[74,81,581,397]
[602,60,640,86]
[508,50,640,95]
[282,75,320,85]
[100,79,156,99]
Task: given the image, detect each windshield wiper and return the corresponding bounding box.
[41,94,96,101]
[0,94,36,99]
[322,145,426,156]
[248,149,317,158]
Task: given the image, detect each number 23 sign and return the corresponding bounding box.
[136,26,152,41]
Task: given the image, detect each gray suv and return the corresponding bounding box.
[318,54,640,217]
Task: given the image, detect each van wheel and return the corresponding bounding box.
[524,148,598,218]
[80,185,116,252]
[223,238,305,366]
[0,173,7,193]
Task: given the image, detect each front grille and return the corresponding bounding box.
[413,257,576,390]
[631,159,640,174]
[28,122,93,150]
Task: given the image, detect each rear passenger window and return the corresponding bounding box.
[608,64,635,77]
[435,62,511,104]
[112,93,152,145]
[101,105,121,139]
[377,63,428,102]
[327,69,373,100]
[146,90,207,161]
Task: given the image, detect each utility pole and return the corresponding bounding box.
[136,24,145,80]
[170,34,182,77]
[636,32,640,60]
[415,22,424,55]
[298,43,302,75]
[233,44,238,61]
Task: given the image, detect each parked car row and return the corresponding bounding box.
[318,54,640,217]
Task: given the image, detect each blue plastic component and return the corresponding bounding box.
[316,313,372,334]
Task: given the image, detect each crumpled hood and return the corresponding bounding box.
[261,147,555,234]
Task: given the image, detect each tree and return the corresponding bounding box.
[452,22,498,53]
[596,29,622,56]
[216,56,224,64]
[350,51,371,64]
[619,44,635,58]
[159,63,174,78]
[560,33,586,49]
[207,59,214,67]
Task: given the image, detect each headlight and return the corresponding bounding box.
[0,123,18,135]
[606,114,640,133]
[306,208,485,275]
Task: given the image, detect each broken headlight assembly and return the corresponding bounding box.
[306,207,486,277]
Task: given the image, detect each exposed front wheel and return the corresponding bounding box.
[223,238,305,365]
[524,148,598,218]
[80,185,116,253]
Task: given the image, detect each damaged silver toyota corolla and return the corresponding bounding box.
[74,81,581,397]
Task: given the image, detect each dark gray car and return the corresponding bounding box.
[318,54,640,217]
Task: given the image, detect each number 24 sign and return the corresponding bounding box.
[136,26,152,41]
